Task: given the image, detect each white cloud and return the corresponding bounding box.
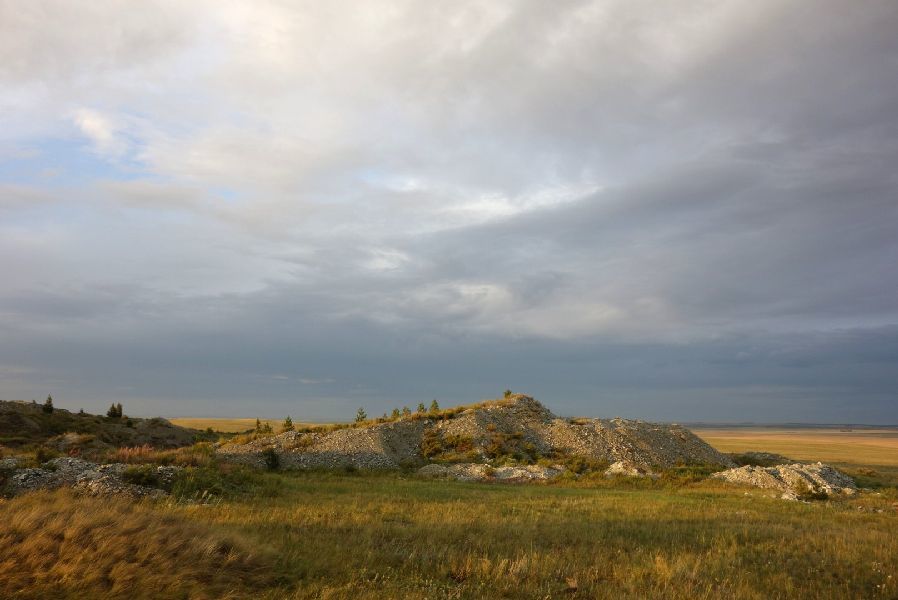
[72,108,125,157]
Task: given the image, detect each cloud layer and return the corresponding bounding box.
[1,0,896,421]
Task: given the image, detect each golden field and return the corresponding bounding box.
[695,427,898,467]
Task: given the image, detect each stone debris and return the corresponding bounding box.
[417,463,563,482]
[0,457,22,470]
[604,460,656,478]
[3,457,179,499]
[219,395,734,473]
[712,462,857,500]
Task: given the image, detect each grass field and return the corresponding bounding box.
[3,470,896,599]
[3,427,897,599]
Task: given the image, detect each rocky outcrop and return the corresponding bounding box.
[712,462,856,500]
[219,395,733,472]
[3,457,179,499]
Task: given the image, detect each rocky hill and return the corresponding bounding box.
[0,400,200,451]
[218,395,733,471]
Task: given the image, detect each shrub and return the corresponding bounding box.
[355,407,367,422]
[262,448,280,471]
[34,446,58,465]
[421,430,444,458]
[42,395,54,414]
[281,416,294,432]
[417,402,426,413]
[122,464,160,487]
[504,389,513,398]
[429,399,440,414]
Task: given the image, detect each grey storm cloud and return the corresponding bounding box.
[0,0,896,421]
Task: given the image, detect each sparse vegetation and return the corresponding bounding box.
[42,395,54,414]
[355,407,367,422]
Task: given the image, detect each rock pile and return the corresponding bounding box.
[219,395,734,472]
[3,457,179,499]
[712,462,857,500]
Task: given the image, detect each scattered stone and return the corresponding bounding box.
[712,462,856,500]
[0,457,22,470]
[604,461,656,478]
[3,457,180,499]
[417,463,562,482]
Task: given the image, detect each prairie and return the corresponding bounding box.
[2,421,897,599]
[694,427,898,467]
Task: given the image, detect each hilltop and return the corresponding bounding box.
[219,394,733,472]
[0,399,201,452]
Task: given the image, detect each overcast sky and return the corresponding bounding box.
[1,1,896,422]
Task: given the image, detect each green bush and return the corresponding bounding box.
[122,464,161,487]
[262,448,280,471]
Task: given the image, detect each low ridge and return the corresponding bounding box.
[218,394,733,471]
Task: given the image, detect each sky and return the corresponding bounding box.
[1,1,896,423]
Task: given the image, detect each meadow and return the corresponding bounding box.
[2,428,896,599]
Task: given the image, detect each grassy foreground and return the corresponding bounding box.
[2,468,897,599]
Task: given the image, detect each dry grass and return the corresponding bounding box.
[163,471,898,599]
[5,417,898,598]
[3,464,896,599]
[695,428,898,467]
[102,442,217,467]
[0,489,278,600]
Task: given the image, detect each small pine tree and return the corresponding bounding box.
[282,415,294,432]
[116,403,123,418]
[107,403,119,418]
[504,389,513,398]
[355,407,367,422]
[429,399,439,414]
[391,407,401,419]
[255,418,262,433]
[261,422,273,434]
[42,395,54,414]
[417,402,426,413]
[402,406,411,417]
